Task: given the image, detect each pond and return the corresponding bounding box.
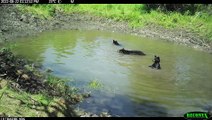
[11,30,212,117]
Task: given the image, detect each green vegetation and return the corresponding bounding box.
[0,79,59,117]
[0,76,82,117]
[17,4,212,43]
[88,79,102,89]
[45,75,79,98]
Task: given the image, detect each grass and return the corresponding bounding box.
[17,4,212,43]
[88,79,102,89]
[45,75,78,96]
[0,42,17,52]
[0,76,80,117]
[0,79,54,117]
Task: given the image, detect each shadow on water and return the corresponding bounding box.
[77,89,168,117]
[132,100,168,117]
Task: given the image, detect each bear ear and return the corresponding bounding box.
[154,55,157,57]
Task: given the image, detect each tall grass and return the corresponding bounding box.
[17,4,212,42]
[45,74,78,97]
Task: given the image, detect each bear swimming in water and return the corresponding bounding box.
[119,48,146,55]
[149,55,161,69]
[113,40,121,46]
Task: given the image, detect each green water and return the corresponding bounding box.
[11,30,212,117]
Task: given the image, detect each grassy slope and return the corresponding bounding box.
[0,79,60,117]
[0,76,80,117]
[17,4,212,43]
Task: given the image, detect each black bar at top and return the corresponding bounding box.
[51,0,208,4]
[41,0,210,4]
[56,0,209,4]
[0,0,211,4]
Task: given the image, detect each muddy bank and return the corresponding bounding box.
[0,5,211,53]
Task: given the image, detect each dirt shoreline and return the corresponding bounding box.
[0,5,212,53]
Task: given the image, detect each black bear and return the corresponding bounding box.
[149,55,161,69]
[119,48,146,55]
[113,40,121,46]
